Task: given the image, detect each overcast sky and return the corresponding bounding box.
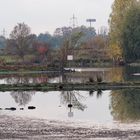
[0,0,114,36]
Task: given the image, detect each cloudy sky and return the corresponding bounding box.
[0,0,114,36]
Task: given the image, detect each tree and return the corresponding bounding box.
[37,32,63,48]
[8,23,32,61]
[33,41,49,63]
[122,4,140,62]
[53,27,72,37]
[0,36,6,48]
[54,26,96,49]
[109,0,136,61]
[77,35,109,61]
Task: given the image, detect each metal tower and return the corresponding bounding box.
[70,14,78,28]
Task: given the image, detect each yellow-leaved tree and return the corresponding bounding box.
[109,0,137,62]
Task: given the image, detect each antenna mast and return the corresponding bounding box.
[70,14,77,28]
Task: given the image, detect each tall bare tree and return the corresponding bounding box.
[8,23,32,62]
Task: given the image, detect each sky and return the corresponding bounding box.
[0,0,114,36]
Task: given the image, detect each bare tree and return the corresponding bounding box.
[8,23,32,62]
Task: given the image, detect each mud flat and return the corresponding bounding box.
[0,115,140,139]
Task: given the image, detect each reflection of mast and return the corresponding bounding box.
[68,92,74,117]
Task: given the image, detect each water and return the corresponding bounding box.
[0,67,123,84]
[0,66,140,124]
[0,66,140,84]
[0,66,140,139]
[0,91,111,122]
[0,89,140,125]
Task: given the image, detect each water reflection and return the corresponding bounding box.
[65,67,124,83]
[5,75,48,84]
[89,90,103,98]
[0,67,125,84]
[110,89,140,122]
[65,66,140,83]
[0,66,140,84]
[60,91,87,112]
[10,91,35,106]
[1,88,140,123]
[124,66,140,82]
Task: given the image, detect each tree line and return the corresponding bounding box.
[0,0,140,66]
[0,23,109,66]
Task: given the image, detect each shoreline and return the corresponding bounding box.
[0,115,140,139]
[0,82,140,91]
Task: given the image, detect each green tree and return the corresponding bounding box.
[109,0,136,62]
[122,4,140,62]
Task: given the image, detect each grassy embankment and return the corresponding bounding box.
[0,82,140,91]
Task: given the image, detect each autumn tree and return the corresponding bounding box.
[33,41,49,63]
[8,23,32,61]
[109,0,136,62]
[122,4,140,62]
[77,35,109,61]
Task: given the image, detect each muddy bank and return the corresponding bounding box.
[0,82,140,92]
[0,115,140,139]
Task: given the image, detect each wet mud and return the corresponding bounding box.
[0,115,140,139]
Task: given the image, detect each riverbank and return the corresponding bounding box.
[0,82,140,91]
[0,115,140,139]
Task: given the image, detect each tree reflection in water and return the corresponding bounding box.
[110,89,140,122]
[5,76,36,106]
[89,90,103,98]
[6,77,31,84]
[10,91,35,106]
[5,75,48,84]
[60,91,87,111]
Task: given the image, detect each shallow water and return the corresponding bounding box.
[0,66,140,138]
[0,68,120,85]
[0,91,111,123]
[0,89,140,124]
[0,90,140,139]
[0,66,140,84]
